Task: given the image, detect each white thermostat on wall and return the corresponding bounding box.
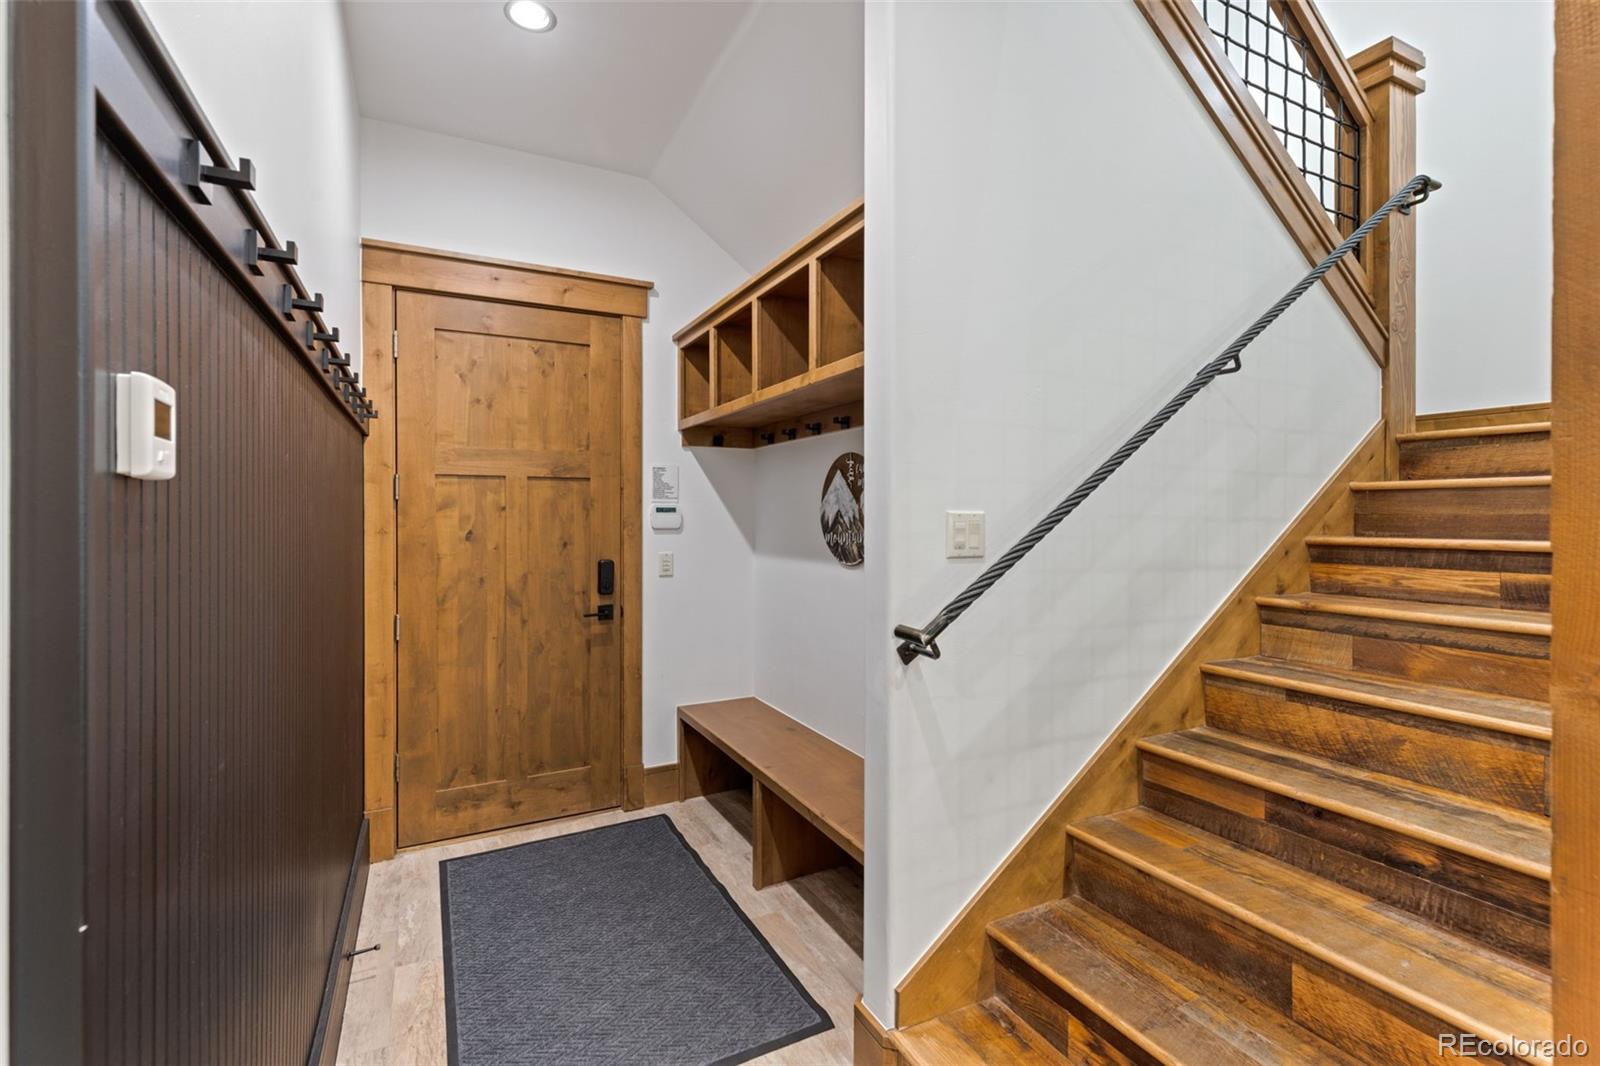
[115,371,177,481]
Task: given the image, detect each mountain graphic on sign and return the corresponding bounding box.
[822,469,859,528]
[821,463,863,566]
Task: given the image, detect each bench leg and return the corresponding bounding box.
[679,719,747,800]
[753,780,848,889]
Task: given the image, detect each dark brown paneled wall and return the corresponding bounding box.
[83,135,365,1064]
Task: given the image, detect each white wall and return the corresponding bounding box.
[752,428,867,754]
[652,0,869,751]
[651,0,865,273]
[360,119,756,767]
[143,0,363,368]
[1320,1,1553,414]
[863,0,1380,1022]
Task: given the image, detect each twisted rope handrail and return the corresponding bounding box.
[894,173,1442,664]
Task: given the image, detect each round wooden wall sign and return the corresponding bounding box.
[821,452,864,567]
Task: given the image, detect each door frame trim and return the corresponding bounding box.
[360,241,652,861]
[1552,0,1600,1044]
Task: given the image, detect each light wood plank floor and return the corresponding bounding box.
[336,792,863,1065]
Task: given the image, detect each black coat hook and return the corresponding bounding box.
[320,348,351,372]
[760,432,776,445]
[833,415,852,430]
[244,229,297,275]
[181,140,255,204]
[805,422,823,435]
[305,322,340,350]
[783,428,798,441]
[278,285,324,320]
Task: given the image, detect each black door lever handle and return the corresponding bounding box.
[582,605,615,621]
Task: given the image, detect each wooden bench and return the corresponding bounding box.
[678,698,864,889]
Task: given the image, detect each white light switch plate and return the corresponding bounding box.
[658,551,675,577]
[945,510,985,558]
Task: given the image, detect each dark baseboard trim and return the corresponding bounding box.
[309,817,371,1066]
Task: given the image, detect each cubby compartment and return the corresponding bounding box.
[816,229,864,367]
[713,303,755,404]
[755,266,811,389]
[680,332,712,419]
[674,200,863,448]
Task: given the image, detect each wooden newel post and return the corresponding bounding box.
[1351,37,1426,477]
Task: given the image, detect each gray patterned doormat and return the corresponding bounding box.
[439,815,832,1065]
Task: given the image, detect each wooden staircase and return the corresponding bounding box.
[895,422,1555,1065]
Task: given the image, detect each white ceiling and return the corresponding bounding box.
[341,0,863,271]
[342,0,754,177]
[650,0,863,269]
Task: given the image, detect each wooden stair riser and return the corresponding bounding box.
[893,997,1068,1066]
[1309,545,1550,610]
[1258,606,1550,702]
[1353,484,1549,540]
[1068,842,1533,1066]
[1398,432,1551,480]
[1202,675,1550,814]
[1139,753,1550,968]
[990,944,1154,1066]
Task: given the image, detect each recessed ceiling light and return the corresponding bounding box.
[505,0,556,32]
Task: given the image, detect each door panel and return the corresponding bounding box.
[397,292,622,846]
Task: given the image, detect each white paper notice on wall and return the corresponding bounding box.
[650,464,683,531]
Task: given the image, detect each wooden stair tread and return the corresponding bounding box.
[989,898,1362,1066]
[1203,656,1551,739]
[894,998,1065,1066]
[1068,808,1552,1058]
[1350,475,1551,490]
[1305,535,1551,554]
[1396,422,1551,443]
[1140,726,1550,879]
[1255,592,1551,636]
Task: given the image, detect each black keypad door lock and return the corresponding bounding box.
[582,604,615,622]
[597,559,615,596]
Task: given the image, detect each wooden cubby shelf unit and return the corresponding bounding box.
[674,200,864,448]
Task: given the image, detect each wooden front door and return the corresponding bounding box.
[396,291,622,846]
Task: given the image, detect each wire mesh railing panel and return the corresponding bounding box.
[1198,0,1362,237]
